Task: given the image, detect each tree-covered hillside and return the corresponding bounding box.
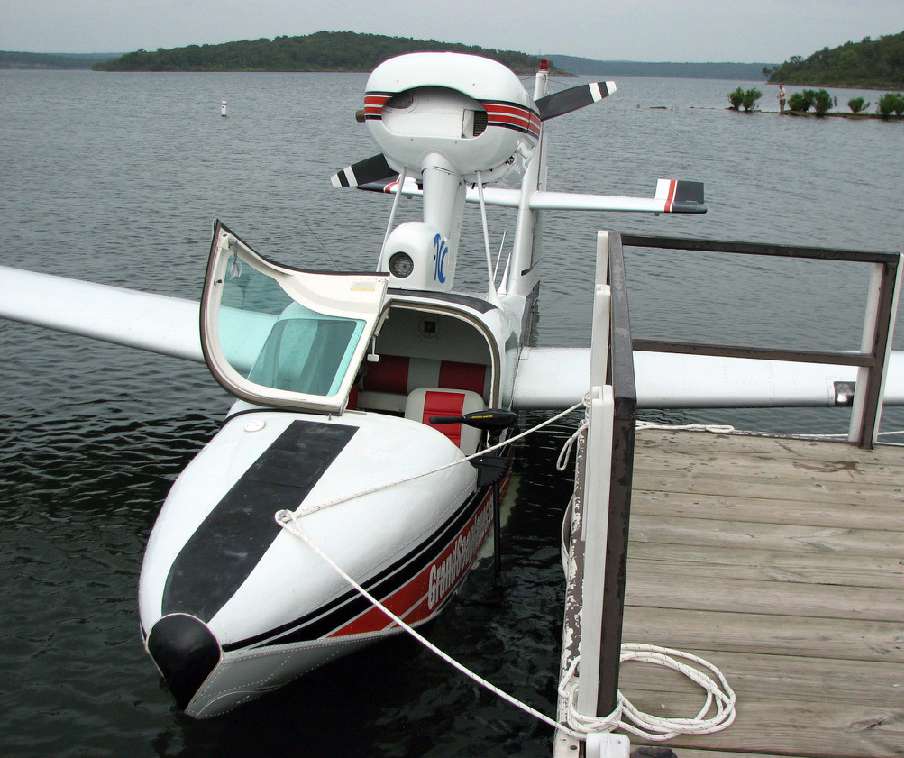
[94,31,560,74]
[1,51,118,69]
[768,31,904,89]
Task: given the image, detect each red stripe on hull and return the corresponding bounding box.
[328,481,504,638]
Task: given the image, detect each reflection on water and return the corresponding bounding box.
[0,69,902,756]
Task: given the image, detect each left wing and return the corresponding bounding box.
[0,265,204,362]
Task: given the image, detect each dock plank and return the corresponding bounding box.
[635,430,904,465]
[625,564,904,621]
[628,514,904,557]
[609,430,904,757]
[627,542,904,589]
[625,697,904,758]
[632,469,904,508]
[636,447,904,487]
[632,488,904,532]
[622,607,904,663]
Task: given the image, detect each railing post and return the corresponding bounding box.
[596,232,637,718]
[576,385,615,716]
[849,256,902,448]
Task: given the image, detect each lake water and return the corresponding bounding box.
[0,70,902,757]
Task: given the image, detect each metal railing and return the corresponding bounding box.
[557,231,900,754]
[622,234,902,449]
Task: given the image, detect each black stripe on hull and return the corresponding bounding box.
[222,479,498,651]
[162,420,358,621]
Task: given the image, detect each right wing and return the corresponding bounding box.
[512,347,904,409]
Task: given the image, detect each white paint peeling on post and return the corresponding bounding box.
[577,384,615,716]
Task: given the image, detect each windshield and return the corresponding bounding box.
[202,223,387,413]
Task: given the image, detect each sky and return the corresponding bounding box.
[2,0,904,63]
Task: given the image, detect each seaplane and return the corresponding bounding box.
[0,51,901,720]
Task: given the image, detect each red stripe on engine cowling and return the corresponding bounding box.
[487,115,540,137]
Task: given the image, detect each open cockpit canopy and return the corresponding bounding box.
[201,223,388,413]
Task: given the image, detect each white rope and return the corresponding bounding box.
[277,511,736,743]
[636,421,736,434]
[288,400,586,520]
[558,648,736,741]
[276,401,736,744]
[276,513,584,739]
[556,421,588,471]
[636,419,904,443]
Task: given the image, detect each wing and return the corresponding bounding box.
[512,347,904,409]
[0,265,204,362]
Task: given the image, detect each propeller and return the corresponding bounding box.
[535,81,617,121]
[330,153,396,188]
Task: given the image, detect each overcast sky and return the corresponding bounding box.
[2,0,903,62]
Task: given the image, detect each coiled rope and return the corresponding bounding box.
[276,402,738,743]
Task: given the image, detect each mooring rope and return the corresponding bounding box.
[276,402,737,744]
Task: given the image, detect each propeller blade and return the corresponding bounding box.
[330,153,395,188]
[535,81,616,121]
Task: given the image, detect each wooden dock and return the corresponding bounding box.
[619,429,904,758]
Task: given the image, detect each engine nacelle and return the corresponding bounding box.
[364,52,539,181]
[379,222,455,292]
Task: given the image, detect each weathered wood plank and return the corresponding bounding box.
[634,451,904,490]
[627,542,904,590]
[635,430,904,466]
[632,488,904,532]
[606,429,904,757]
[621,607,904,663]
[625,564,904,621]
[628,514,904,557]
[621,697,904,758]
[617,649,904,707]
[631,470,903,508]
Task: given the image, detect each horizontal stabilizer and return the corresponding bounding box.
[653,178,706,213]
[535,81,617,121]
[358,175,706,214]
[330,153,395,188]
[512,347,904,409]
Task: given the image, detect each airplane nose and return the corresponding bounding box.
[147,614,221,709]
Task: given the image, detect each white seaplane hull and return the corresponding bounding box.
[139,409,496,716]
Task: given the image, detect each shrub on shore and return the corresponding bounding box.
[741,88,762,112]
[788,91,813,112]
[813,89,833,115]
[728,86,761,112]
[848,97,870,114]
[878,93,904,117]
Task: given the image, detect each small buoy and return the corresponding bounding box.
[221,99,228,118]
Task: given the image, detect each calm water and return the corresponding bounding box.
[0,70,902,757]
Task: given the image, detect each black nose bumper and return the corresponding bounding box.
[147,614,221,709]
